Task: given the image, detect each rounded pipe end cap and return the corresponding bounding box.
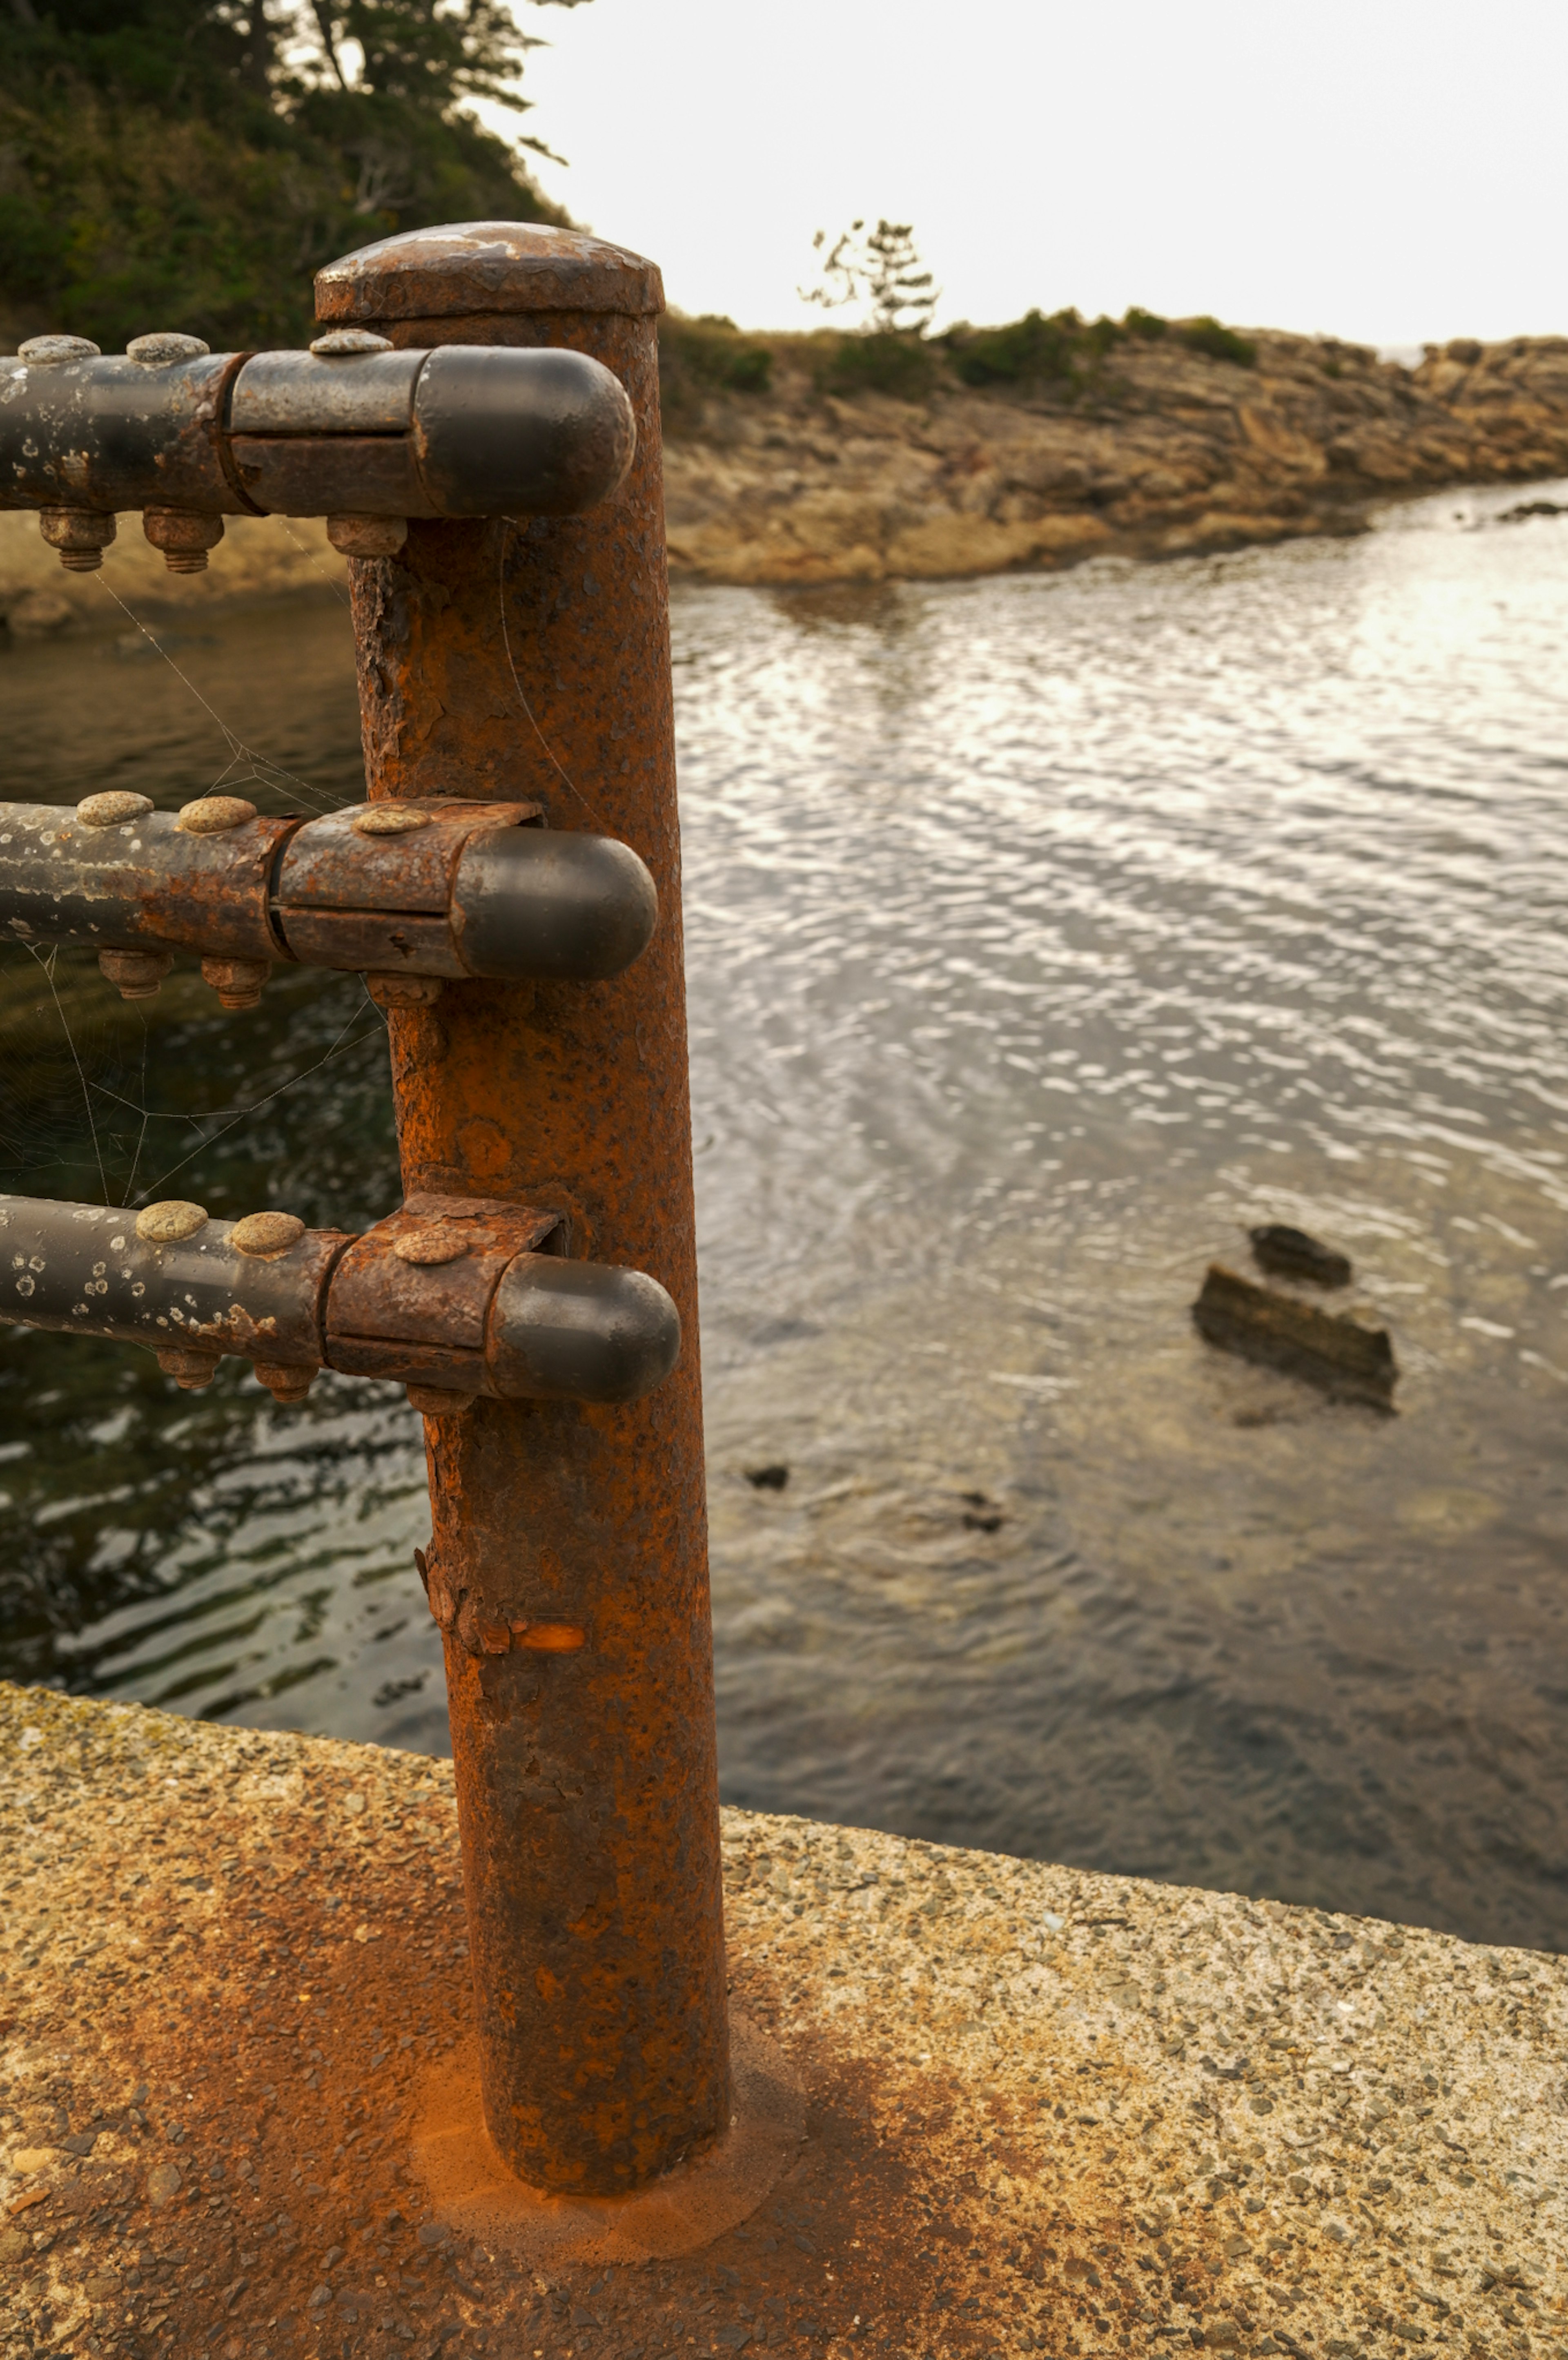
[489,1256,681,1403]
[453,827,658,984]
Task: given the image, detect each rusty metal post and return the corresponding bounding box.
[312,225,728,2196]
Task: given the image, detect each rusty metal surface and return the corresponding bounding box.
[327,1196,562,1392]
[276,799,538,916]
[281,907,470,978]
[2,341,633,523]
[229,346,423,435]
[0,350,245,513]
[0,801,289,963]
[328,223,728,2197]
[0,1195,348,1366]
[227,432,435,518]
[316,219,666,323]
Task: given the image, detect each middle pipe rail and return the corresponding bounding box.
[0,794,657,1007]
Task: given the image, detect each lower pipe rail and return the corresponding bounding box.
[0,1190,680,1410]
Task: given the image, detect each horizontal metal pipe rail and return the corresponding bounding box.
[0,1191,679,1412]
[0,795,657,1008]
[0,332,635,566]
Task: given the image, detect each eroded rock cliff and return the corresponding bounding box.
[663,332,1568,585]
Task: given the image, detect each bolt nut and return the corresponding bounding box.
[136,1200,208,1244]
[200,956,271,1010]
[252,1358,317,1404]
[18,335,100,365]
[327,513,408,560]
[99,948,173,1001]
[406,1385,472,1420]
[126,333,211,366]
[156,1343,221,1390]
[231,1211,306,1258]
[177,796,256,834]
[76,791,153,828]
[367,973,444,1010]
[39,507,116,573]
[144,509,224,574]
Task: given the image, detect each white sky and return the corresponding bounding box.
[502,0,1568,349]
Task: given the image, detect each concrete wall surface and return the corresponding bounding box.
[0,1678,1563,2356]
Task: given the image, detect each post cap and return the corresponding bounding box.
[314,221,664,325]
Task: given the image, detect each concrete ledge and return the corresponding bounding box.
[0,1681,1563,2358]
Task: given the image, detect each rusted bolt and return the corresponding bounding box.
[392,1227,468,1266]
[18,335,100,365]
[178,796,256,834]
[367,973,443,1009]
[310,330,394,356]
[144,509,225,574]
[76,792,153,828]
[327,514,408,560]
[406,1384,472,1416]
[126,332,211,366]
[252,1358,317,1403]
[350,804,430,837]
[136,1200,208,1244]
[231,1211,306,1258]
[39,507,116,573]
[98,948,173,1001]
[156,1343,221,1390]
[200,956,270,1010]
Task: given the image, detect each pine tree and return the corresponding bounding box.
[801,219,939,339]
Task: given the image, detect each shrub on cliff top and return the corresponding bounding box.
[947,308,1081,386]
[1175,317,1257,368]
[817,330,938,401]
[660,314,773,397]
[944,303,1255,388]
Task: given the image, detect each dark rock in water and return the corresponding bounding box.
[960,1490,1004,1533]
[1498,498,1568,524]
[1194,1264,1396,1410]
[745,1463,790,1491]
[1248,1223,1352,1288]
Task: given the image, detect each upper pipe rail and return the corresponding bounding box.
[0,330,636,567]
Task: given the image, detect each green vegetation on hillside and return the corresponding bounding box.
[946,306,1256,388]
[658,312,773,426]
[0,0,584,352]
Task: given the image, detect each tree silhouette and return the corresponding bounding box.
[801,219,939,339]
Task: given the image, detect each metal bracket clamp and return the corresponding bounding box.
[0,1191,682,1410]
[0,796,659,1006]
[0,337,636,571]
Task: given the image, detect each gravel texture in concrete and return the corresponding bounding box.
[0,1681,1564,2359]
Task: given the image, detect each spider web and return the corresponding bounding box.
[0,578,396,1225]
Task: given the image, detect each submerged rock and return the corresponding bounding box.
[1194,1263,1396,1409]
[1248,1222,1353,1287]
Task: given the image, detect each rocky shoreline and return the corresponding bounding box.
[662,330,1568,585]
[4,331,1568,631]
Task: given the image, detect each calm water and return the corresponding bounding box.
[2,484,1568,1951]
